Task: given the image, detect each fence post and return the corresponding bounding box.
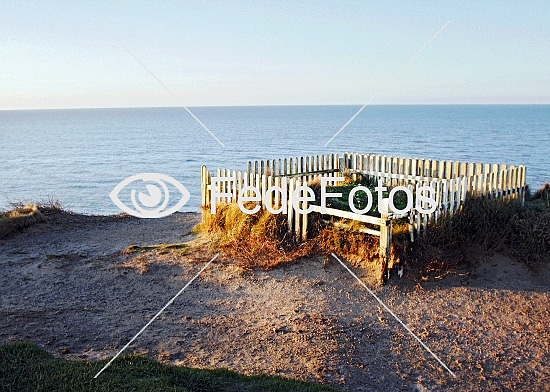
[520,166,527,206]
[287,178,295,234]
[201,166,206,207]
[302,195,308,241]
[415,182,422,237]
[294,179,301,240]
[261,174,267,208]
[379,206,392,283]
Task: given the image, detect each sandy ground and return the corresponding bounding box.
[1,212,549,391]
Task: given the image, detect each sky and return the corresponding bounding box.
[1,1,549,109]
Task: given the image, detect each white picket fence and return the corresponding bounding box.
[201,153,345,243]
[340,152,527,239]
[201,152,527,269]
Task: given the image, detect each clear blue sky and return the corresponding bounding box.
[1,1,549,109]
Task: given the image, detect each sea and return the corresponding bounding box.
[1,105,549,214]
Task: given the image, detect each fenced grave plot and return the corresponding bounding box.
[201,152,527,279]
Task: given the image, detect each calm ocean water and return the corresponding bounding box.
[1,105,549,214]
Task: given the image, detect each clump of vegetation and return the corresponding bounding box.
[118,243,196,274]
[194,202,304,268]
[8,197,63,215]
[194,200,388,277]
[125,243,189,255]
[0,198,62,239]
[0,204,45,238]
[530,182,550,205]
[0,342,340,392]
[406,185,550,279]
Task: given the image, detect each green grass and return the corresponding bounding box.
[125,243,190,255]
[310,179,411,221]
[324,183,409,215]
[0,343,341,392]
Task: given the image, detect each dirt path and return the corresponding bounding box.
[1,212,549,391]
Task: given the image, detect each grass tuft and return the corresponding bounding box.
[0,198,62,239]
[124,243,189,254]
[0,204,47,239]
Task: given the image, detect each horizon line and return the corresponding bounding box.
[2,102,550,112]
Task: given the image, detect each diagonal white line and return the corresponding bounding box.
[324,21,451,147]
[330,252,456,378]
[93,253,219,379]
[98,21,226,147]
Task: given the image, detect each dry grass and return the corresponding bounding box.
[530,182,550,205]
[124,243,190,255]
[0,199,62,239]
[0,204,47,239]
[194,202,303,269]
[405,187,550,280]
[194,201,389,280]
[118,242,198,274]
[8,198,63,215]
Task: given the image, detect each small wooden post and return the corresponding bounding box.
[476,163,483,197]
[237,171,243,201]
[255,174,261,204]
[455,177,462,208]
[434,179,441,223]
[449,179,456,215]
[415,182,422,236]
[408,184,415,242]
[201,166,206,207]
[461,162,468,178]
[520,166,527,206]
[267,175,274,209]
[510,166,517,200]
[422,180,429,231]
[379,198,391,283]
[442,179,449,217]
[231,170,237,202]
[294,179,301,239]
[446,160,452,179]
[273,176,280,208]
[261,174,267,208]
[302,195,308,242]
[287,178,295,234]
